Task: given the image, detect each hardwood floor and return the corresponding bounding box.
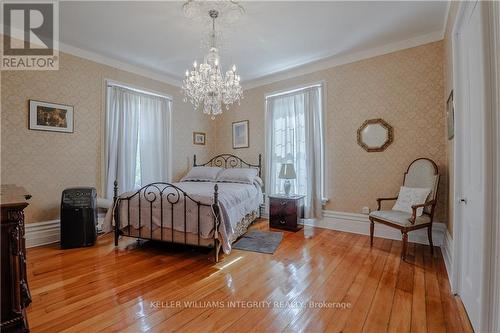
[26,220,473,333]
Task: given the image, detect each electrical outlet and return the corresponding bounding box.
[362,206,370,215]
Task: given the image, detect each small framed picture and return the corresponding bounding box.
[29,100,74,133]
[193,132,206,145]
[446,90,454,140]
[232,120,249,149]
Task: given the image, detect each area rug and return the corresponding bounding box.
[232,230,283,254]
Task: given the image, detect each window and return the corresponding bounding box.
[265,84,326,218]
[104,82,172,198]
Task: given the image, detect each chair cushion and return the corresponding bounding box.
[392,186,431,216]
[369,210,431,227]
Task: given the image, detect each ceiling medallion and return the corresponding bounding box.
[182,1,244,120]
[183,0,245,25]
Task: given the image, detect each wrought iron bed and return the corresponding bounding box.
[113,153,262,262]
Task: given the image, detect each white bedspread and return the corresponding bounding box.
[104,181,263,253]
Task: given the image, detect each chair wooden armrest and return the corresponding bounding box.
[408,200,436,224]
[376,197,398,210]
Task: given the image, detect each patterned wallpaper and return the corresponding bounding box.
[215,41,448,225]
[1,52,216,223]
[1,41,448,226]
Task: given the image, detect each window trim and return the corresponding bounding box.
[105,79,173,101]
[264,80,328,203]
[265,82,324,99]
[102,79,173,197]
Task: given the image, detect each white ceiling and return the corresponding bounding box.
[60,1,448,86]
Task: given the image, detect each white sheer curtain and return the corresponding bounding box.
[265,85,324,218]
[105,85,172,198]
[105,87,140,199]
[139,95,172,185]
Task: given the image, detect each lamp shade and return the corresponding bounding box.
[279,163,296,179]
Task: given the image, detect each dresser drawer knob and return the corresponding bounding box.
[279,220,286,224]
[280,201,287,206]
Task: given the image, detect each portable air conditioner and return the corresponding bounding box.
[60,187,97,249]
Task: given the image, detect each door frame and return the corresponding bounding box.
[451,1,500,332]
[489,2,500,332]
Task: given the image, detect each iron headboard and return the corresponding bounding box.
[193,154,262,178]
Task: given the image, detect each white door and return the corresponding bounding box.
[456,1,488,331]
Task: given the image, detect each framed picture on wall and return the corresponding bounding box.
[232,120,249,149]
[29,100,74,133]
[446,90,454,140]
[193,132,206,145]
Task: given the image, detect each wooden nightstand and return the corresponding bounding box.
[269,194,305,231]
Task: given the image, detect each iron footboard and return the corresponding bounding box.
[113,181,222,262]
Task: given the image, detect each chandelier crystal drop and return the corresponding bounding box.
[182,5,243,119]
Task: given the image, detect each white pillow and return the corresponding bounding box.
[181,167,223,182]
[253,176,264,188]
[392,186,431,216]
[216,168,258,184]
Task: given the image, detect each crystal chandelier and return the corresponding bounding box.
[182,4,243,119]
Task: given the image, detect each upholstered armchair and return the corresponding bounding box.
[369,158,440,260]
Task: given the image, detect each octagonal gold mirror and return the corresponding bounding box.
[357,118,393,152]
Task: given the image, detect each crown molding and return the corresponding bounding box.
[442,0,452,38]
[242,30,444,90]
[59,42,183,88]
[59,29,444,91]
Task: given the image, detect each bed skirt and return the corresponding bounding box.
[120,209,259,249]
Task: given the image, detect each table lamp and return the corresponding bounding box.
[279,163,296,196]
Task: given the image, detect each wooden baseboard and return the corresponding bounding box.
[25,215,108,248]
[25,220,60,248]
[442,229,454,287]
[25,210,448,252]
[301,210,447,247]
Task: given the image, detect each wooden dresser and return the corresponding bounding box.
[269,194,305,231]
[1,185,31,332]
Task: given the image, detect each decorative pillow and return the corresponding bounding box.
[216,168,258,184]
[181,167,223,182]
[392,186,431,216]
